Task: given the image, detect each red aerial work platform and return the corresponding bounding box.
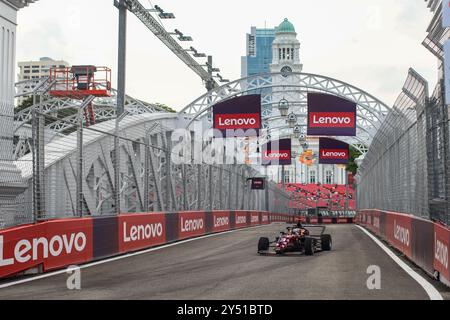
[49,65,112,99]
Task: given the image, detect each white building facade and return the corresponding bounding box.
[0,0,38,223]
[17,57,69,104]
[267,18,347,185]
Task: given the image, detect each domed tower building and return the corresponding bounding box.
[270,18,302,75]
[265,19,345,187]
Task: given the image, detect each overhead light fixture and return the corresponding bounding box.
[287,112,297,128]
[154,5,175,19]
[278,98,290,117]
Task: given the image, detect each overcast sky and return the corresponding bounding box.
[16,0,437,111]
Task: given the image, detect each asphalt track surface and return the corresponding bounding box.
[0,224,444,300]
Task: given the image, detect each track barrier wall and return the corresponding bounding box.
[0,211,355,279]
[0,211,272,279]
[357,210,450,286]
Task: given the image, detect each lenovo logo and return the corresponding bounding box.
[251,215,259,223]
[236,215,247,225]
[435,235,448,270]
[263,150,290,160]
[0,233,87,267]
[214,113,260,130]
[181,217,204,232]
[123,222,163,243]
[320,149,349,159]
[394,220,410,247]
[214,216,229,228]
[309,112,355,128]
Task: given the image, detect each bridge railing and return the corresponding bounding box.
[1,110,291,229]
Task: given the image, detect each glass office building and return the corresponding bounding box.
[241,27,276,78]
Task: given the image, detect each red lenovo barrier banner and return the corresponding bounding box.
[211,211,231,233]
[249,211,260,226]
[235,211,248,228]
[118,213,166,253]
[261,212,270,225]
[307,92,357,136]
[0,219,93,278]
[434,224,450,283]
[262,139,292,166]
[213,95,262,137]
[385,212,412,259]
[319,138,349,165]
[178,212,206,240]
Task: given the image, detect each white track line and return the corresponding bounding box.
[0,224,274,289]
[356,225,443,301]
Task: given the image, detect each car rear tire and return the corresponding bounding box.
[258,237,270,252]
[304,237,315,256]
[321,234,332,251]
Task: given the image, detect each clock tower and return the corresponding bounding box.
[270,18,302,74]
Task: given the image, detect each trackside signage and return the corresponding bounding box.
[434,224,450,282]
[118,214,166,253]
[212,212,231,233]
[262,139,292,166]
[0,219,93,278]
[235,212,248,228]
[261,213,269,225]
[319,138,349,164]
[213,95,262,137]
[307,93,357,136]
[250,212,260,226]
[178,212,206,239]
[385,214,412,258]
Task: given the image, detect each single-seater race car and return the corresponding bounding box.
[257,223,332,256]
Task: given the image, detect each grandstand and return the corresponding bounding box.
[284,183,356,211]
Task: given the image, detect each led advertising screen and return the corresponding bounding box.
[262,139,292,166]
[319,138,349,165]
[213,95,262,138]
[307,93,357,137]
[250,178,265,190]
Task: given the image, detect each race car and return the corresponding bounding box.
[257,223,332,256]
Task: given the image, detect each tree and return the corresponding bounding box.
[154,103,176,113]
[15,96,34,113]
[347,146,361,175]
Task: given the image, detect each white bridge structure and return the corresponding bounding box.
[3,71,393,226]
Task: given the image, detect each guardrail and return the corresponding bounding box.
[356,210,450,287]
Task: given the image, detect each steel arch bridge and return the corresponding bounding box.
[179,72,392,154]
[13,78,167,159]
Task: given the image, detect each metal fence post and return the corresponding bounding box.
[209,165,213,210]
[76,107,83,217]
[197,164,202,210]
[36,93,45,220]
[144,137,150,212]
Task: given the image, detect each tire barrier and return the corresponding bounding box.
[0,211,273,279]
[356,210,450,287]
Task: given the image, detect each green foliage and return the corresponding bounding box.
[154,103,176,113]
[347,146,361,175]
[15,96,34,113]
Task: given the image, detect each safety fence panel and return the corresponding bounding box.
[357,69,434,221]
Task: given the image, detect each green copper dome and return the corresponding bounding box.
[276,18,296,34]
